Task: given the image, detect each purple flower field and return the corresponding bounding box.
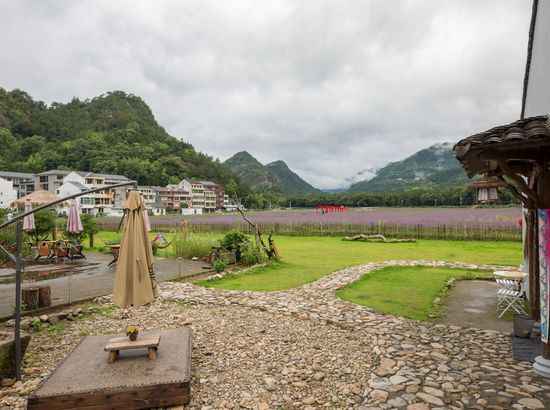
[152,207,522,229]
[99,207,522,240]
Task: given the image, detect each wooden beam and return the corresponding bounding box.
[498,160,541,206]
[497,176,528,207]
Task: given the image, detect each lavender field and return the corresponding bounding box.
[99,207,523,241]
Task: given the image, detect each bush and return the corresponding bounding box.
[173,229,218,259]
[240,242,263,266]
[220,230,249,261]
[213,259,227,273]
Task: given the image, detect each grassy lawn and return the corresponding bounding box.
[199,236,521,291]
[335,265,492,320]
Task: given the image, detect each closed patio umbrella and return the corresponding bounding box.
[142,199,151,233]
[22,200,35,232]
[112,191,159,308]
[66,199,83,235]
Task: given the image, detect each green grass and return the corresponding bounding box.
[336,266,492,320]
[84,231,220,258]
[199,236,521,291]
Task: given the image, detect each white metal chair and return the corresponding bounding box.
[496,278,527,318]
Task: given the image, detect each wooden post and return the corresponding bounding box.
[526,208,540,319]
[38,286,52,308]
[22,287,40,310]
[538,168,550,360]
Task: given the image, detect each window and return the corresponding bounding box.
[40,176,48,182]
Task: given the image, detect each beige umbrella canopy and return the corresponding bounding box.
[112,191,159,308]
[12,190,64,209]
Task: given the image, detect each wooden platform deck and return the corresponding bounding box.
[27,328,192,409]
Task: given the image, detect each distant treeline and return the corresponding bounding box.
[253,186,519,209]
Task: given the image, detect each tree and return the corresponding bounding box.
[27,209,56,245]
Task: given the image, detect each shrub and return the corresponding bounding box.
[240,242,263,266]
[213,259,227,273]
[173,228,218,259]
[220,230,249,261]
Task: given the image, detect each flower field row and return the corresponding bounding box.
[98,207,522,241]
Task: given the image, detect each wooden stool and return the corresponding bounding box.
[104,335,161,363]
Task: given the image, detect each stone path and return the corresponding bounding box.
[160,260,550,409]
[1,260,550,409]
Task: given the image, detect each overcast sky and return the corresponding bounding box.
[0,0,531,189]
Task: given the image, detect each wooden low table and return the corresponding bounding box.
[105,335,161,363]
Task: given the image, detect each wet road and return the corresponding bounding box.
[0,253,211,317]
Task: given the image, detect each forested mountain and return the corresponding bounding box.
[347,143,470,192]
[0,88,249,194]
[266,161,321,195]
[224,151,320,195]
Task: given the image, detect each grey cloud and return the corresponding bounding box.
[0,0,530,189]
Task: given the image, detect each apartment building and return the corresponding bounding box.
[0,177,17,209]
[178,179,224,212]
[34,170,70,194]
[56,171,114,215]
[154,186,192,210]
[0,171,35,198]
[201,181,226,210]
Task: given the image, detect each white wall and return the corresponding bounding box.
[524,0,550,116]
[63,171,85,185]
[0,177,17,209]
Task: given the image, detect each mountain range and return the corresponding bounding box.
[1,86,470,197]
[347,143,470,192]
[226,143,470,196]
[224,151,322,195]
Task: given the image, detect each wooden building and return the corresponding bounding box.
[454,0,550,377]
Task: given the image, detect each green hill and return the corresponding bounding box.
[347,143,470,192]
[224,152,320,195]
[0,88,248,193]
[224,151,284,193]
[266,161,321,195]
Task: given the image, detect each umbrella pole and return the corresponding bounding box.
[14,221,23,381]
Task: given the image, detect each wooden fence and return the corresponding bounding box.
[97,221,521,242]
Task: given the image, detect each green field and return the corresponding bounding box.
[199,236,521,291]
[336,265,492,320]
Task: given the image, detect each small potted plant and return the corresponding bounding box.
[126,326,139,341]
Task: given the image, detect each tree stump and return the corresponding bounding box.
[38,286,51,308]
[22,288,40,311]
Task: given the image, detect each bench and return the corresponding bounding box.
[104,335,161,363]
